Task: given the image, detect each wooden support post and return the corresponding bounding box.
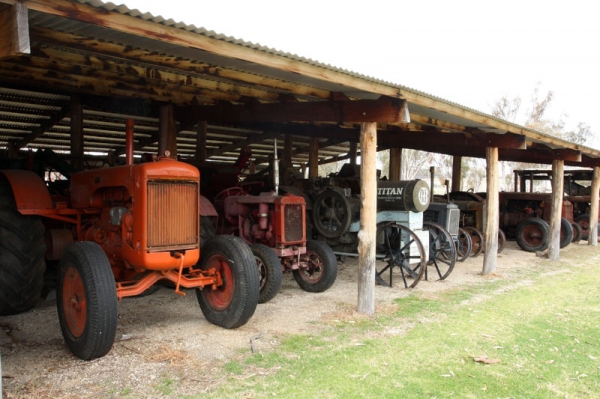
[0,3,30,60]
[389,147,402,182]
[514,170,519,192]
[249,160,255,175]
[281,134,293,183]
[309,137,319,178]
[69,95,83,171]
[159,104,177,157]
[482,147,499,275]
[349,142,358,165]
[588,166,600,246]
[548,159,564,260]
[195,121,207,162]
[452,156,462,192]
[357,122,377,315]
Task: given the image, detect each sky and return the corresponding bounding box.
[119,0,600,149]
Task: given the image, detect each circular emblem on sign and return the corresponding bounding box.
[418,187,429,205]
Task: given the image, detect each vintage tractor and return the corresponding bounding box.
[212,185,337,303]
[0,119,259,360]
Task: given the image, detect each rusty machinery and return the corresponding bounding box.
[292,164,444,288]
[0,119,260,360]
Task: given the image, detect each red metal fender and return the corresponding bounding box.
[200,195,218,217]
[0,170,54,213]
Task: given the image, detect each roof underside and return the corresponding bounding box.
[1,0,599,171]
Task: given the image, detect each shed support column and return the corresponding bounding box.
[357,122,377,315]
[309,137,319,178]
[548,159,564,260]
[389,148,402,182]
[482,147,499,275]
[195,121,207,162]
[281,134,293,183]
[70,95,83,171]
[349,142,358,165]
[159,104,177,157]
[588,166,600,245]
[452,156,462,192]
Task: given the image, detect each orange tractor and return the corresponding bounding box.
[0,119,259,360]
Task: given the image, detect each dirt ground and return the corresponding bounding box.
[0,240,579,398]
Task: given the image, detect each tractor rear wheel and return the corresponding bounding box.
[559,217,574,248]
[57,242,118,360]
[250,243,283,303]
[456,228,472,261]
[0,181,46,316]
[515,218,550,252]
[423,221,456,280]
[574,214,600,241]
[294,240,338,292]
[572,222,583,243]
[196,235,259,328]
[463,227,484,257]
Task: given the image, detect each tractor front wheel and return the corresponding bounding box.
[294,240,338,293]
[57,242,118,360]
[196,235,259,328]
[250,243,283,304]
[515,218,550,252]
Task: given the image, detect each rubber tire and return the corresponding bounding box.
[515,218,550,252]
[250,243,283,304]
[0,181,46,316]
[574,214,600,241]
[571,222,583,243]
[559,217,574,249]
[56,242,118,360]
[311,190,352,239]
[196,235,259,329]
[293,240,338,293]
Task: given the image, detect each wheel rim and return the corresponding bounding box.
[204,254,235,311]
[62,266,86,338]
[255,256,267,291]
[298,251,324,284]
[519,224,544,247]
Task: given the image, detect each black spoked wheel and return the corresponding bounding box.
[463,227,484,257]
[250,243,283,304]
[56,242,118,360]
[0,181,46,316]
[571,222,583,243]
[423,222,456,280]
[515,218,550,252]
[456,228,472,262]
[375,222,426,289]
[196,235,260,329]
[294,240,338,293]
[311,190,352,238]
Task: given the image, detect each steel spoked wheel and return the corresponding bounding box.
[311,190,352,238]
[197,236,259,329]
[515,218,550,252]
[294,240,338,293]
[463,227,484,257]
[57,242,118,360]
[250,243,283,304]
[423,222,456,280]
[375,222,426,289]
[456,228,472,261]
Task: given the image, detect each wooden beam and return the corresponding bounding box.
[452,156,462,191]
[589,166,600,245]
[548,159,564,260]
[389,147,401,181]
[308,137,319,178]
[178,97,409,124]
[482,147,499,275]
[209,131,279,158]
[70,94,83,171]
[357,122,377,315]
[158,104,177,157]
[0,3,29,60]
[13,100,70,149]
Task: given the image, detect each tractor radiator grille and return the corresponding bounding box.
[147,181,199,249]
[284,204,304,242]
[447,208,460,236]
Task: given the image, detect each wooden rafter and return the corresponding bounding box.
[0,3,30,60]
[12,100,70,149]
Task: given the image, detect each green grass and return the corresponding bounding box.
[205,247,600,398]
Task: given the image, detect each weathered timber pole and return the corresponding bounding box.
[452,156,462,192]
[69,94,83,171]
[588,166,600,245]
[548,159,564,260]
[159,104,177,157]
[357,122,377,314]
[195,121,207,162]
[349,142,358,165]
[389,148,402,181]
[308,137,319,178]
[281,134,293,183]
[482,147,499,274]
[0,3,30,60]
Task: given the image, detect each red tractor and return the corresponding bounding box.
[0,119,259,360]
[212,185,337,303]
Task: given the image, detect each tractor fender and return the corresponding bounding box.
[0,170,54,212]
[200,195,218,217]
